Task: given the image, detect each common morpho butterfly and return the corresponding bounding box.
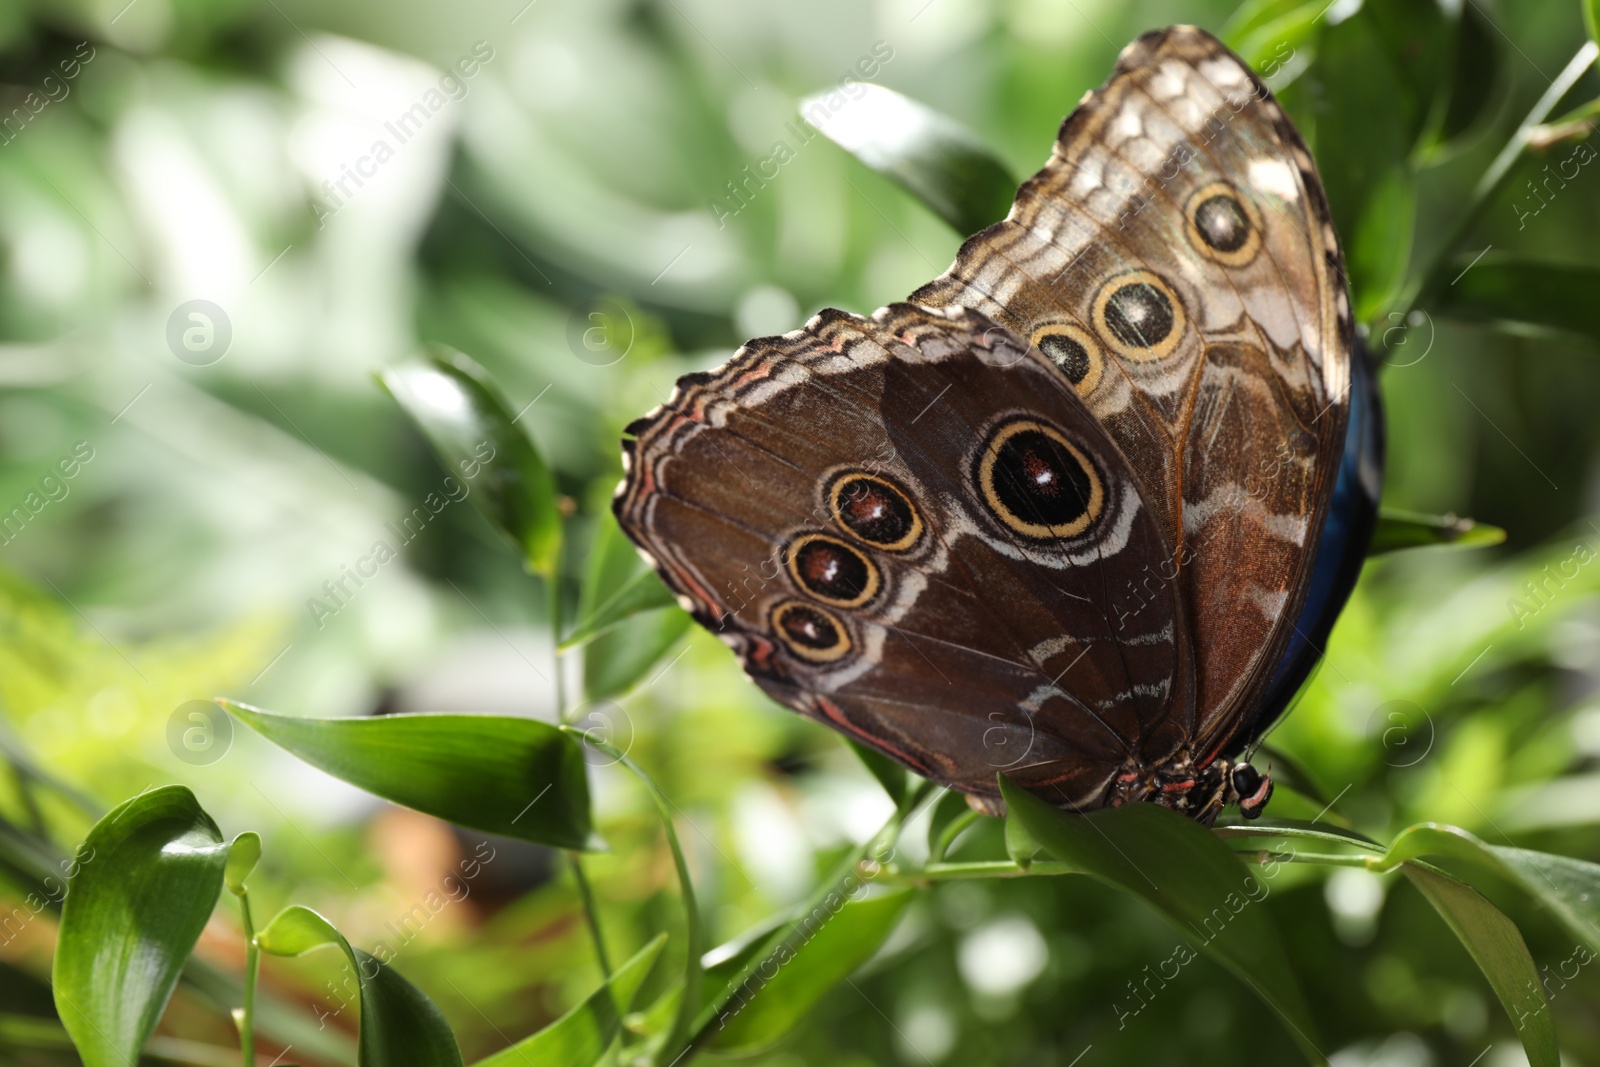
[615,26,1382,824]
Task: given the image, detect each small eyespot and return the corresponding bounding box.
[1092,271,1186,361]
[785,533,880,608]
[1185,181,1262,267]
[771,600,853,663]
[1029,323,1104,397]
[973,418,1105,541]
[829,472,923,552]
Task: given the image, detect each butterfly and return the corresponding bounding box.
[614,26,1381,824]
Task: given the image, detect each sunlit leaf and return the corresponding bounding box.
[562,516,676,650]
[225,831,261,896]
[1000,779,1322,1063]
[222,701,595,851]
[1221,0,1324,82]
[800,83,1015,237]
[472,934,665,1067]
[1369,508,1507,554]
[1402,865,1557,1067]
[52,786,229,1067]
[379,348,560,575]
[1433,258,1600,341]
[258,906,462,1067]
[582,608,691,701]
[708,890,912,1053]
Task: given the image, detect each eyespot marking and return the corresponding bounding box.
[829,472,923,552]
[786,533,880,608]
[1092,270,1185,361]
[771,600,852,663]
[1029,322,1104,397]
[1185,181,1262,267]
[974,418,1105,541]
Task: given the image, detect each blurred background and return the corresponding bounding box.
[2,0,1599,1063]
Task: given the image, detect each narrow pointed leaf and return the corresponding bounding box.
[379,348,560,575]
[1374,823,1600,954]
[472,934,666,1067]
[1402,865,1557,1067]
[801,83,1015,237]
[709,890,912,1052]
[258,906,462,1067]
[53,786,229,1067]
[1433,259,1600,341]
[562,516,677,650]
[222,701,594,851]
[582,608,691,701]
[1001,778,1322,1063]
[1368,508,1506,554]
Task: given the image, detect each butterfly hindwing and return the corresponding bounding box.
[616,304,1191,807]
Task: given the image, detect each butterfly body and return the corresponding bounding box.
[616,26,1382,824]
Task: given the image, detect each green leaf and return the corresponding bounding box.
[1347,168,1415,322]
[561,516,676,650]
[379,348,560,575]
[222,701,595,851]
[801,83,1016,237]
[1586,0,1600,51]
[52,786,229,1067]
[1373,823,1600,955]
[1221,0,1325,81]
[1439,0,1502,142]
[225,831,261,896]
[1433,258,1600,341]
[708,890,912,1053]
[582,607,691,701]
[1000,779,1323,1063]
[846,739,908,807]
[258,906,462,1067]
[1402,866,1558,1067]
[1369,508,1507,554]
[472,934,666,1067]
[927,790,975,862]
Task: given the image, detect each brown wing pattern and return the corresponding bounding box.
[615,304,1191,807]
[909,26,1351,756]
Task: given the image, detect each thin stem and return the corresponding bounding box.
[1380,40,1599,356]
[547,546,569,726]
[929,807,980,863]
[568,851,613,978]
[677,782,935,1063]
[564,730,701,1065]
[238,891,258,1067]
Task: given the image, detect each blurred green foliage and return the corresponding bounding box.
[3,0,1600,1064]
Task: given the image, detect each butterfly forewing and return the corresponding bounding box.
[910,26,1351,757]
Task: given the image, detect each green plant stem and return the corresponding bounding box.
[1380,40,1599,357]
[676,781,935,1064]
[568,851,613,978]
[564,730,701,1065]
[929,807,981,863]
[238,890,258,1067]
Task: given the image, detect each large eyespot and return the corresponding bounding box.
[771,600,852,663]
[1185,181,1263,267]
[1092,270,1186,362]
[974,418,1104,540]
[785,533,880,608]
[828,472,923,552]
[1029,323,1103,397]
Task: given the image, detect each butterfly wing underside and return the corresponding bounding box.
[911,26,1352,759]
[615,305,1191,808]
